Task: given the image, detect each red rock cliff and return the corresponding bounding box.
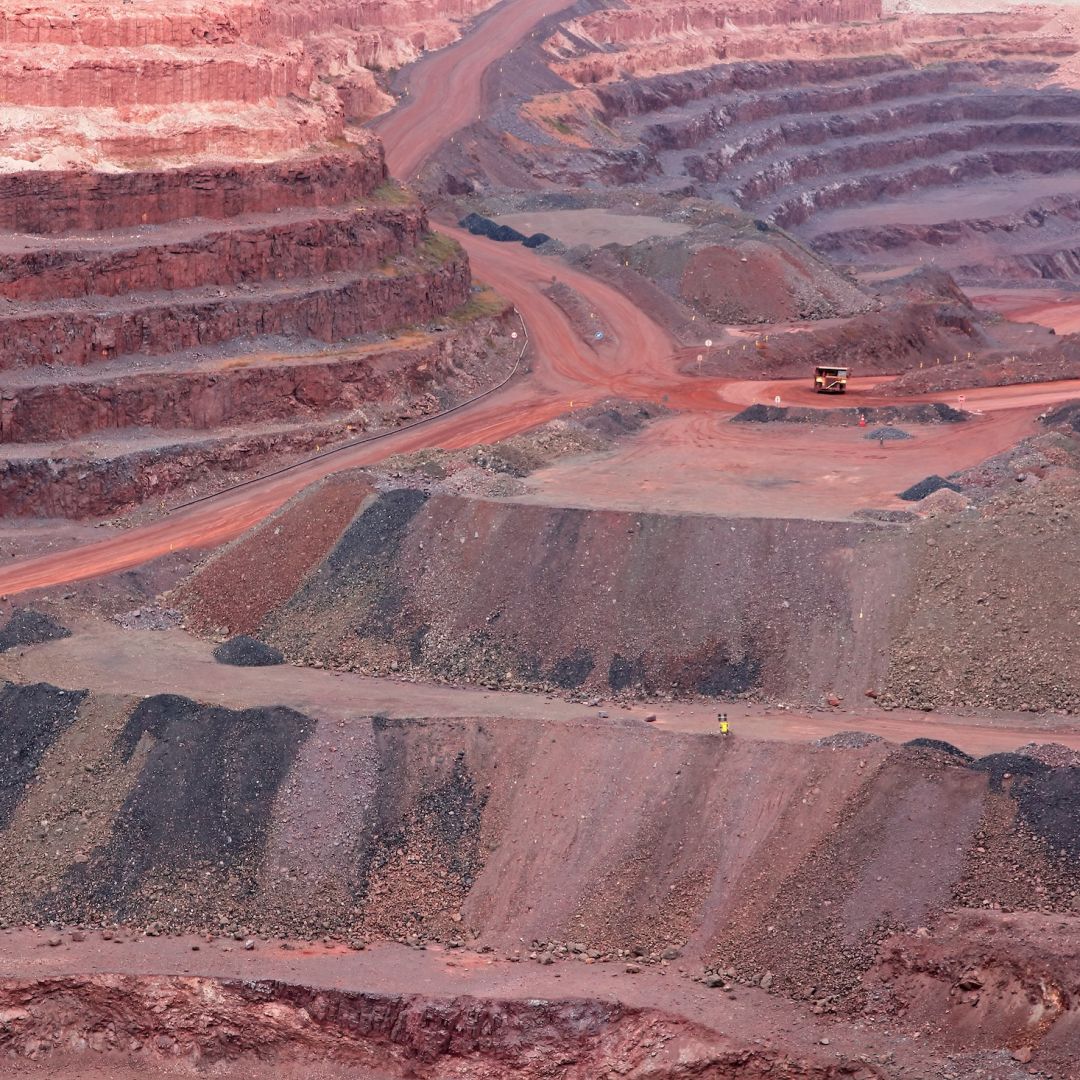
[0,1,483,518]
[0,0,499,171]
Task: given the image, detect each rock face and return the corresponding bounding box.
[0,153,386,235]
[443,5,1080,293]
[0,0,501,171]
[0,1,492,518]
[578,0,883,46]
[0,972,876,1079]
[553,0,889,84]
[0,234,469,370]
[0,151,474,518]
[549,2,1061,85]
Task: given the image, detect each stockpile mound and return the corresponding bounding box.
[884,334,1080,396]
[885,431,1080,712]
[574,207,875,335]
[0,609,70,653]
[1045,399,1080,432]
[177,489,911,701]
[213,636,284,667]
[1,683,1077,1039]
[733,403,964,426]
[0,1,491,520]
[693,265,984,377]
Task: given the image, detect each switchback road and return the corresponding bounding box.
[0,0,1077,594]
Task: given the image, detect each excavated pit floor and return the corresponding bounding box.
[512,407,1037,520]
[492,209,691,247]
[6,3,1080,1078]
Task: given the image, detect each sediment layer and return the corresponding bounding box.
[0,149,386,236]
[0,0,500,170]
[499,10,1080,288]
[0,970,884,1079]
[0,250,470,370]
[0,307,518,520]
[0,94,482,519]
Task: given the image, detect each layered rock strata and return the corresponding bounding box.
[512,17,1080,288]
[0,0,499,171]
[0,2,492,518]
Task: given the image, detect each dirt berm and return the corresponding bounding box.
[178,487,911,701]
[2,682,1079,1014]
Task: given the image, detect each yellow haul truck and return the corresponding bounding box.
[814,365,848,393]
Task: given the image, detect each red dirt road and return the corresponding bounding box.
[2,0,1080,595]
[6,622,1079,754]
[966,288,1080,336]
[371,0,573,182]
[723,374,1080,413]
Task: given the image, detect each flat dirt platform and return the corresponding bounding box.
[493,209,690,247]
[517,406,1035,519]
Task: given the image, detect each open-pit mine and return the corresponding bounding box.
[3,1,1080,1078]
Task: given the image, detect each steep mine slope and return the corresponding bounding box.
[552,0,894,83]
[0,678,1077,1036]
[171,411,1080,713]
[886,448,1080,713]
[0,0,524,520]
[174,482,911,701]
[0,146,484,520]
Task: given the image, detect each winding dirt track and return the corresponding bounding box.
[0,0,1078,595]
[370,0,574,183]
